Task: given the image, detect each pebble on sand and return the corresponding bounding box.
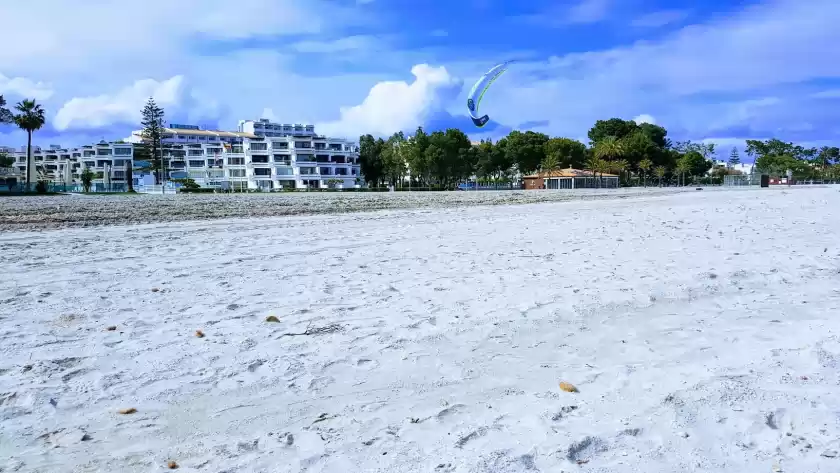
[558,382,579,393]
[117,408,137,415]
[106,326,117,331]
[167,460,179,469]
[195,330,205,338]
[265,315,280,323]
[151,288,160,292]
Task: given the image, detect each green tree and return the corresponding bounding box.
[593,136,624,183]
[504,130,549,174]
[381,131,407,187]
[638,158,653,187]
[80,167,95,192]
[675,157,691,186]
[543,137,586,170]
[140,98,165,184]
[0,151,13,168]
[359,134,384,187]
[424,144,445,187]
[619,131,657,179]
[728,147,741,167]
[654,165,667,187]
[405,127,430,186]
[816,146,840,174]
[13,99,46,191]
[637,123,669,149]
[0,95,13,124]
[588,118,638,145]
[540,153,561,181]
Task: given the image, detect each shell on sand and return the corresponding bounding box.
[265,316,280,323]
[117,408,137,415]
[167,461,179,469]
[195,330,205,338]
[558,381,579,393]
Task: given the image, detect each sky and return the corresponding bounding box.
[1,0,840,161]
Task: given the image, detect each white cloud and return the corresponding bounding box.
[632,114,656,125]
[473,0,840,142]
[810,89,840,99]
[53,76,221,131]
[0,73,53,100]
[318,64,461,138]
[567,0,611,24]
[631,9,690,28]
[291,35,379,53]
[261,108,278,122]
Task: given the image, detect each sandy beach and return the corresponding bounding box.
[2,186,840,473]
[0,187,689,231]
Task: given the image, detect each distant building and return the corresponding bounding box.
[5,141,134,189]
[522,168,619,189]
[713,159,753,175]
[129,119,361,190]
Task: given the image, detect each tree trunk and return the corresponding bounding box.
[126,161,134,192]
[26,131,32,191]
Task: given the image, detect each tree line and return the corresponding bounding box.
[358,118,840,188]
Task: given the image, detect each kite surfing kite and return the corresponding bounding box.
[466,60,513,128]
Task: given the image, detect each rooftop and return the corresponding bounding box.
[523,168,618,178]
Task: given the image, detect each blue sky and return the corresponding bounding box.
[1,0,839,160]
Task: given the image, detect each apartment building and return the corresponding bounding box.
[131,119,362,190]
[5,142,134,188]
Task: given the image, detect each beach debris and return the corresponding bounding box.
[679,431,690,438]
[106,325,117,331]
[558,381,578,393]
[81,433,92,441]
[821,450,838,458]
[313,412,336,424]
[279,323,344,338]
[265,315,280,323]
[151,288,160,292]
[49,398,57,407]
[167,460,179,469]
[195,330,205,338]
[576,459,590,465]
[772,463,783,472]
[117,408,137,415]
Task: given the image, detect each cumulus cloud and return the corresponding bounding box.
[0,73,53,100]
[318,64,462,138]
[632,114,656,125]
[53,76,221,131]
[468,0,840,142]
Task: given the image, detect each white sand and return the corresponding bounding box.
[2,186,840,473]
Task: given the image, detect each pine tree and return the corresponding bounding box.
[728,147,740,167]
[140,98,165,184]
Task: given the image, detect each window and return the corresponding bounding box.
[188,160,205,167]
[253,168,271,176]
[296,154,314,162]
[275,167,293,176]
[228,157,245,165]
[251,155,269,164]
[295,141,311,149]
[250,143,268,151]
[113,160,127,167]
[229,169,246,177]
[188,150,204,156]
[114,147,132,156]
[83,151,95,157]
[299,167,317,175]
[272,141,288,149]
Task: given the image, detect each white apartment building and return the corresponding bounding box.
[4,142,134,189]
[130,119,362,190]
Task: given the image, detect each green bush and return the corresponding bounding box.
[35,180,48,194]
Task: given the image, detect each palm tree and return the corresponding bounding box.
[609,159,628,187]
[585,155,603,188]
[540,154,561,189]
[13,99,46,191]
[638,158,653,187]
[676,159,690,186]
[593,136,624,186]
[654,166,667,187]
